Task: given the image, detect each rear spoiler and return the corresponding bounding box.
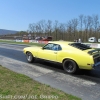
[88,49,100,55]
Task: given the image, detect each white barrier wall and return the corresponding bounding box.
[15,39,100,48]
[15,39,22,42]
[84,43,100,48]
[15,39,49,44]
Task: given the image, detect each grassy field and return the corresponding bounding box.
[0,65,81,100]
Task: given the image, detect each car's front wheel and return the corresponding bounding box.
[26,52,35,63]
[63,59,79,74]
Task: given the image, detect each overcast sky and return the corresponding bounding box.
[0,0,100,31]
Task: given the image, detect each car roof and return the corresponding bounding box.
[48,41,74,45]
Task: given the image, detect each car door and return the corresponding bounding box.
[37,43,58,62]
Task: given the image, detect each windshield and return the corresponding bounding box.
[69,43,91,50]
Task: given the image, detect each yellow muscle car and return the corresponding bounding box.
[23,41,100,74]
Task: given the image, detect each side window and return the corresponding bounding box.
[52,44,62,51]
[43,43,54,50]
[58,45,62,50]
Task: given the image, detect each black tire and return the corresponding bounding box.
[26,52,35,63]
[63,59,79,74]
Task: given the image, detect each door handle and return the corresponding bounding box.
[54,52,57,54]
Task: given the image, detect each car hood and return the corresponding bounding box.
[24,46,42,50]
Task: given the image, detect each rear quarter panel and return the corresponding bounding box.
[56,46,93,69]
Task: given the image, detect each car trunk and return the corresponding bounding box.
[84,49,100,65]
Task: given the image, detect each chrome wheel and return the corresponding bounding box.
[26,52,34,63]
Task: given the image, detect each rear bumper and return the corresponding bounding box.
[93,62,100,67]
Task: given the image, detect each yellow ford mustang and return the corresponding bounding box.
[23,41,100,74]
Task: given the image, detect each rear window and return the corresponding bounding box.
[69,43,91,50]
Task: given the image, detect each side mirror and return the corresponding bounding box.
[42,47,44,50]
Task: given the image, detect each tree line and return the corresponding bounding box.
[27,14,100,42]
[1,14,100,41]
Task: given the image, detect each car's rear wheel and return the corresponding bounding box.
[26,52,35,63]
[63,59,79,74]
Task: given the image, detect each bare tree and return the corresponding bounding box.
[92,15,99,39]
[36,20,46,34]
[46,20,52,36]
[53,20,59,40]
[28,23,36,33]
[87,16,93,38]
[83,16,89,41]
[79,15,84,32]
[58,23,66,40]
[67,20,73,34]
[66,20,73,40]
[72,18,78,40]
[66,19,78,41]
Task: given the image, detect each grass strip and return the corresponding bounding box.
[0,39,45,47]
[0,65,81,100]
